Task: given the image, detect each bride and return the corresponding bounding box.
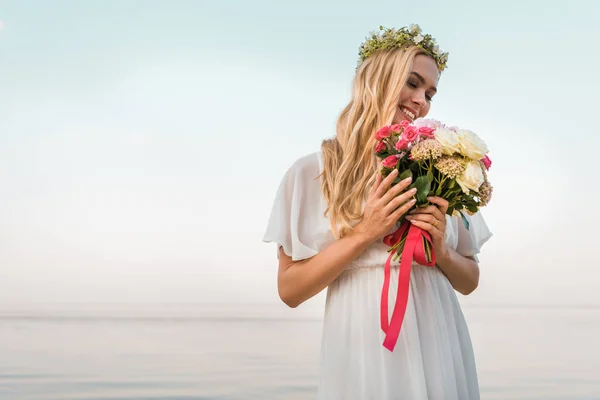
[263,24,492,400]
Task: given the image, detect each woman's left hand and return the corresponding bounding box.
[405,196,450,260]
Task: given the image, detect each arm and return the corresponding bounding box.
[277,231,371,308]
[277,169,416,308]
[434,248,479,295]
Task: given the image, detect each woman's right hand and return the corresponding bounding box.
[354,169,416,244]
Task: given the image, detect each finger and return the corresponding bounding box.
[407,219,445,240]
[406,219,435,235]
[381,176,413,205]
[384,187,417,214]
[409,205,437,215]
[406,213,446,231]
[390,198,417,221]
[374,169,399,199]
[410,205,446,222]
[427,196,449,214]
[369,171,383,196]
[405,213,438,225]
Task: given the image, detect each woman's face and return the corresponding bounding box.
[392,54,439,124]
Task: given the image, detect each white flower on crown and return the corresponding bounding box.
[413,34,424,44]
[409,24,421,34]
[433,44,441,55]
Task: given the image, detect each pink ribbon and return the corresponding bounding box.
[380,221,436,352]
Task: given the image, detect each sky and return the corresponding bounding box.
[0,0,599,308]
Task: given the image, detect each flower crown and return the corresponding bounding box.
[358,24,449,71]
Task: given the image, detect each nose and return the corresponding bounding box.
[411,91,426,107]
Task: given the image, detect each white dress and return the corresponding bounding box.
[263,151,493,400]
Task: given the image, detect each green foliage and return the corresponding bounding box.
[358,25,449,71]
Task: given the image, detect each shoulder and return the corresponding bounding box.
[263,151,328,260]
[284,151,323,181]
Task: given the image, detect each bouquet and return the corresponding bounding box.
[374,118,493,352]
[375,118,492,260]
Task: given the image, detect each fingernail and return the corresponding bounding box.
[405,215,413,219]
[409,188,417,193]
[392,169,399,175]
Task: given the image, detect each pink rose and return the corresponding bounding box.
[381,155,399,168]
[390,124,403,133]
[375,141,387,153]
[399,120,410,128]
[375,126,392,140]
[418,126,435,138]
[402,125,419,142]
[395,138,409,151]
[481,155,492,170]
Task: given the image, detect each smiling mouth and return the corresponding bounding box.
[399,106,416,121]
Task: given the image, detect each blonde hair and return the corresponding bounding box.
[320,46,429,238]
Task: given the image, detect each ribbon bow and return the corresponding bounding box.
[380,220,437,351]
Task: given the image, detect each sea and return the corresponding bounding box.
[0,303,599,400]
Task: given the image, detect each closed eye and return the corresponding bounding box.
[410,72,437,103]
[408,79,434,102]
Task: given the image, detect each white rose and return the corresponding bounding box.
[434,127,460,155]
[456,161,484,194]
[413,34,424,44]
[457,129,488,160]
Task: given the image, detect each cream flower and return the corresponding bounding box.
[456,129,488,160]
[409,24,421,34]
[477,180,493,207]
[434,127,461,155]
[410,139,443,161]
[456,161,485,194]
[413,34,424,44]
[434,155,465,179]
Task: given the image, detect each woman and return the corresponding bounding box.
[263,25,492,400]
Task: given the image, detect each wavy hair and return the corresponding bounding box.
[320,45,429,238]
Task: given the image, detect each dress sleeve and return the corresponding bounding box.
[455,211,493,259]
[262,153,324,261]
